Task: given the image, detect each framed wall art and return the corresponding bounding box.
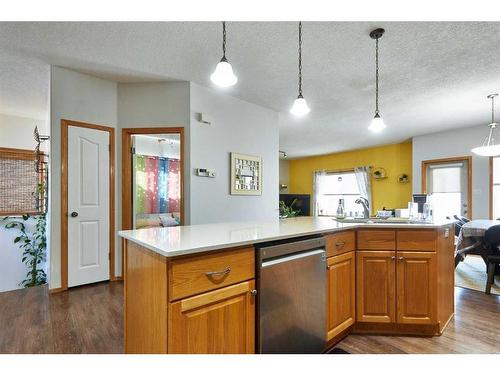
[230,152,262,195]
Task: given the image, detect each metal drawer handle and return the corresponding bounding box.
[398,256,404,261]
[205,267,231,277]
[391,256,396,260]
[335,242,346,247]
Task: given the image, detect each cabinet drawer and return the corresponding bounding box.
[169,247,255,301]
[325,231,355,257]
[397,230,437,251]
[357,230,396,250]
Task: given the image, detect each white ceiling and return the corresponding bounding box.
[1,22,500,157]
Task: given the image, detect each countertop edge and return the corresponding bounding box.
[119,220,453,258]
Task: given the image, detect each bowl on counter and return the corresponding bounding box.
[376,210,393,219]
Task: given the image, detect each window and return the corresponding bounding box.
[491,157,500,219]
[423,157,470,221]
[315,171,361,216]
[0,148,46,215]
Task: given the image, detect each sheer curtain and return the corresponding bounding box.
[354,166,372,213]
[313,170,327,216]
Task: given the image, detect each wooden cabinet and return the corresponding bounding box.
[397,230,437,252]
[397,251,437,324]
[327,251,355,341]
[168,280,256,354]
[325,231,355,257]
[357,230,396,250]
[169,247,255,300]
[356,251,396,323]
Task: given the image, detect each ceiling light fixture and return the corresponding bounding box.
[290,22,310,117]
[472,93,500,156]
[368,28,386,133]
[210,21,238,88]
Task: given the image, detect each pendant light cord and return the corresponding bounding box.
[298,21,303,97]
[375,36,379,115]
[222,21,227,61]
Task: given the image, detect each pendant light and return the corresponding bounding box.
[290,22,310,117]
[471,93,500,156]
[210,21,238,87]
[368,28,386,133]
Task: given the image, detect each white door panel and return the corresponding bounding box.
[68,126,110,287]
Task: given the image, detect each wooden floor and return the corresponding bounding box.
[335,287,500,354]
[0,282,499,354]
[0,281,122,354]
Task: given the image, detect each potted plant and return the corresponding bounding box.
[279,198,300,218]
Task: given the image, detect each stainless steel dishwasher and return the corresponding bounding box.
[256,236,326,354]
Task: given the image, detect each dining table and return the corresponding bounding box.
[455,219,500,268]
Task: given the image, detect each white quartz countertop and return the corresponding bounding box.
[118,216,453,258]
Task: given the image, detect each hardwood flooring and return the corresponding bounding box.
[0,281,122,354]
[335,287,500,354]
[0,283,499,354]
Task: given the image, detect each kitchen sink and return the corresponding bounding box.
[334,217,428,224]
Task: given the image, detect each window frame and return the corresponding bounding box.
[315,168,361,217]
[421,156,472,220]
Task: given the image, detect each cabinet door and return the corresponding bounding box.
[397,252,437,324]
[327,251,355,341]
[169,280,255,354]
[356,251,396,323]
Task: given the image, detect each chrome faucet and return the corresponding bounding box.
[355,197,370,219]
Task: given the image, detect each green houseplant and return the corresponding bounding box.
[2,182,47,288]
[2,213,47,287]
[279,198,300,218]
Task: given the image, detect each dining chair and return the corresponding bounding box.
[483,225,500,294]
[454,215,470,224]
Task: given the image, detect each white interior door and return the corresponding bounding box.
[68,126,110,287]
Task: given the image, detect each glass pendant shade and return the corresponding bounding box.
[472,94,500,156]
[290,95,310,117]
[368,113,386,133]
[210,59,238,87]
[471,123,500,156]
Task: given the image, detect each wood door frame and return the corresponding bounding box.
[121,127,185,233]
[421,156,472,219]
[60,119,116,292]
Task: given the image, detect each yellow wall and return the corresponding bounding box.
[289,142,413,214]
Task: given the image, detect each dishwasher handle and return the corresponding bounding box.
[258,237,325,260]
[261,249,326,268]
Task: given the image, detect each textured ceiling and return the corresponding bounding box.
[1,22,500,156]
[0,52,49,120]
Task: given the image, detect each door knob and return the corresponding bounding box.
[70,211,78,218]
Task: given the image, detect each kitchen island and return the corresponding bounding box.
[119,217,455,354]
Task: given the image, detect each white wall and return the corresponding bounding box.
[412,124,490,219]
[49,66,117,290]
[0,113,48,151]
[117,82,191,275]
[279,158,290,194]
[189,83,279,224]
[0,114,48,292]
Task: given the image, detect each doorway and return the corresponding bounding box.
[61,120,115,290]
[422,156,472,220]
[121,128,184,232]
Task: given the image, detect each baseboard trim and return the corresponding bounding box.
[49,286,67,294]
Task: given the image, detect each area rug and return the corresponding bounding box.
[455,255,500,295]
